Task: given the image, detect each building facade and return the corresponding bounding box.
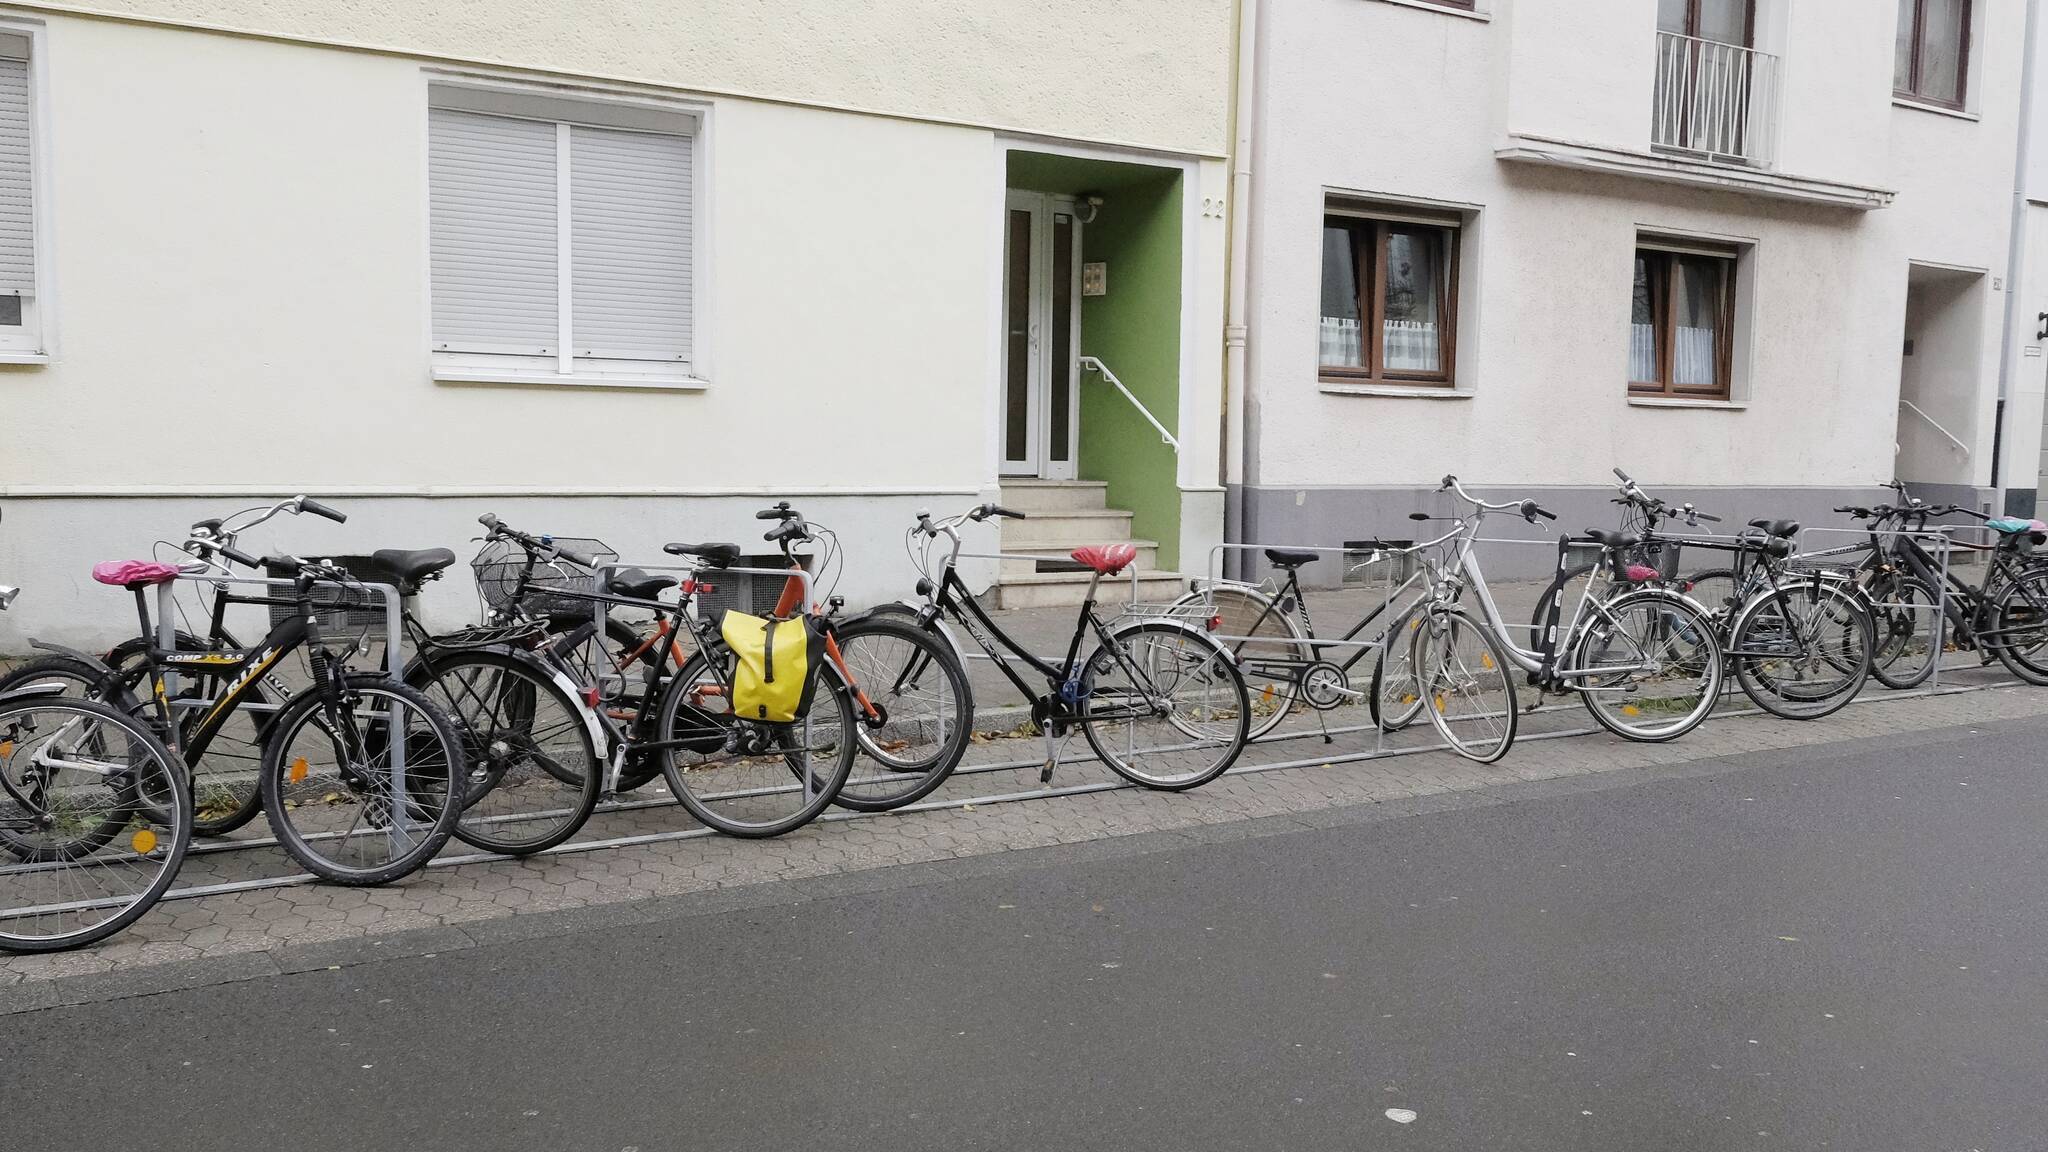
[1235,0,2028,581]
[0,1,1235,644]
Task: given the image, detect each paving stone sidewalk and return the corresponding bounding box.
[4,654,2042,1004]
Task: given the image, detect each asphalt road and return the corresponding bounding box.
[7,717,2047,1151]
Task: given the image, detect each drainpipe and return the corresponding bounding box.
[1994,0,2043,508]
[1223,0,1260,577]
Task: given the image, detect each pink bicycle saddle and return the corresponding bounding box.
[92,560,183,588]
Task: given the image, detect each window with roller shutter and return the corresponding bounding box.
[0,31,42,353]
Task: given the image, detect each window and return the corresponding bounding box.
[1629,242,1737,398]
[1895,0,1971,108]
[1319,210,1459,387]
[429,86,700,384]
[0,32,41,355]
[1657,0,1751,45]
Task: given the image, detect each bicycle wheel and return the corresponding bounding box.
[1990,568,2048,684]
[1411,607,1518,763]
[1368,603,1428,731]
[1173,584,1309,741]
[1866,571,1944,690]
[655,647,857,837]
[260,675,464,885]
[0,696,191,952]
[1728,578,1873,720]
[1571,590,1723,741]
[829,614,973,812]
[1078,620,1249,790]
[409,649,601,855]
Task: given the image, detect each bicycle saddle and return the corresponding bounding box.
[1583,529,1642,550]
[1264,548,1321,569]
[1747,518,1800,538]
[1071,544,1138,576]
[663,542,741,567]
[608,568,678,599]
[91,560,183,589]
[371,548,457,586]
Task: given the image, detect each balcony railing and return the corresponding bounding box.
[1652,31,1779,167]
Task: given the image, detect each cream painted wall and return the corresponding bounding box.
[0,15,1000,493]
[18,0,1234,156]
[1246,0,2019,494]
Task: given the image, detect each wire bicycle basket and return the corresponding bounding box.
[470,537,617,620]
[261,556,391,633]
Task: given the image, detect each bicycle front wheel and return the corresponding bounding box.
[1369,603,1428,731]
[0,697,191,953]
[1571,590,1723,741]
[261,676,465,885]
[410,649,601,855]
[1174,584,1310,741]
[1077,620,1249,791]
[830,614,973,812]
[1728,579,1873,720]
[1990,567,2048,684]
[1866,572,1944,690]
[1411,607,1519,763]
[655,647,857,837]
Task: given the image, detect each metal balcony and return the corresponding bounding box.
[1652,31,1779,167]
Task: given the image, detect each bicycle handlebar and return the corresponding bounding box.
[297,497,347,524]
[476,513,596,569]
[756,501,799,522]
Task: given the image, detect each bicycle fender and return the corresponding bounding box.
[25,639,119,679]
[840,600,974,673]
[1107,617,1240,666]
[0,681,68,702]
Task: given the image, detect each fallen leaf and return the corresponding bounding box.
[1385,1109,1417,1124]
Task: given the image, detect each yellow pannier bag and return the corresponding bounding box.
[719,610,824,723]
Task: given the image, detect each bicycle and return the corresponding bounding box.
[467,515,858,838]
[0,515,194,952]
[1408,476,1726,763]
[892,503,1251,790]
[6,499,467,885]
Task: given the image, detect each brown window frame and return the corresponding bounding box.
[1659,0,1756,46]
[1318,212,1461,389]
[1895,0,1972,109]
[1629,243,1739,400]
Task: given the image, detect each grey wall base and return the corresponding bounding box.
[1230,483,1998,587]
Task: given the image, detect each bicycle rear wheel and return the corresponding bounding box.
[261,675,465,885]
[1990,568,2048,684]
[1173,584,1309,741]
[1571,590,1722,741]
[1411,607,1519,763]
[1866,572,1944,690]
[830,614,973,812]
[1369,603,1428,731]
[1079,620,1250,790]
[655,648,857,837]
[409,649,601,855]
[1728,578,1873,720]
[0,697,191,952]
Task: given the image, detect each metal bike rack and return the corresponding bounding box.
[1792,524,1957,694]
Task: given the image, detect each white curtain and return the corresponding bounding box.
[1383,320,1441,373]
[1673,325,1717,386]
[1319,316,1362,367]
[1629,323,1658,382]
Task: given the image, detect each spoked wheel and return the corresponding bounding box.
[1990,568,2048,684]
[1728,578,1873,720]
[0,697,191,953]
[261,676,465,885]
[1411,607,1518,764]
[829,614,973,812]
[409,649,601,855]
[1172,584,1310,741]
[1079,620,1250,791]
[655,646,857,838]
[1865,572,1944,690]
[1369,605,1428,731]
[1570,590,1723,741]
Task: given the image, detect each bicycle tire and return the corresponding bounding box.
[1727,578,1872,720]
[261,675,465,885]
[1990,568,2048,684]
[1170,584,1309,741]
[1411,606,1519,764]
[0,696,192,953]
[1865,571,1944,690]
[408,648,601,855]
[1571,589,1723,742]
[1368,602,1428,731]
[829,613,974,812]
[1079,619,1250,791]
[654,646,857,838]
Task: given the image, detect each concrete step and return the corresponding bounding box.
[1000,508,1134,547]
[998,540,1160,578]
[990,569,1190,611]
[998,479,1109,513]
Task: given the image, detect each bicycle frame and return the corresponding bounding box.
[1217,561,1432,679]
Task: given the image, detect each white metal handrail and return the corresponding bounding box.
[1652,31,1779,166]
[1898,399,1972,456]
[1078,355,1179,452]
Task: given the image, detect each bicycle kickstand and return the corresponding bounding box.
[1040,720,1056,784]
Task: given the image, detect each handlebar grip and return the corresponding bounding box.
[298,497,347,524]
[219,544,261,568]
[1440,474,1457,491]
[1526,502,1558,522]
[756,502,797,521]
[986,504,1026,520]
[764,520,805,544]
[554,546,597,569]
[477,513,501,530]
[1693,511,1723,523]
[1408,512,1432,522]
[1613,467,1632,483]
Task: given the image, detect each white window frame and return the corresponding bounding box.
[0,20,51,362]
[425,76,711,391]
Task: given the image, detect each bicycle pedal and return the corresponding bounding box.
[1039,762,1054,784]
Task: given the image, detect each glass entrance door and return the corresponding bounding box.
[1000,191,1081,479]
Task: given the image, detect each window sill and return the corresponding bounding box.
[1627,395,1747,411]
[1321,381,1472,399]
[434,367,707,393]
[0,351,49,366]
[1361,0,1489,21]
[1891,97,1979,122]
